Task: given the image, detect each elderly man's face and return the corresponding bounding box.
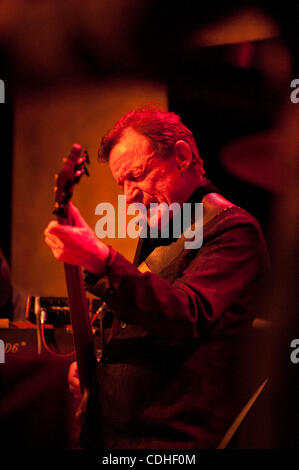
[109,127,185,228]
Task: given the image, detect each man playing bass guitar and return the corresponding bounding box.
[44,106,269,449]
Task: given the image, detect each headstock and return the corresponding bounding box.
[53,143,89,218]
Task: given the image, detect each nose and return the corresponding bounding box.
[124,181,143,204]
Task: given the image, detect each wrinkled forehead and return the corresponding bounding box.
[109,127,154,175]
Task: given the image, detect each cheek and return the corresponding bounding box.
[139,172,159,192]
[157,166,180,192]
[143,175,166,197]
[141,161,179,198]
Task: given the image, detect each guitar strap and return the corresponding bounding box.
[137,231,188,275]
[137,192,234,275]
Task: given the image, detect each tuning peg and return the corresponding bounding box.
[84,164,90,176]
[62,157,67,163]
[84,150,90,164]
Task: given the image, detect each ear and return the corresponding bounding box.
[174,140,193,172]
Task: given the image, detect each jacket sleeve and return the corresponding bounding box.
[84,219,268,339]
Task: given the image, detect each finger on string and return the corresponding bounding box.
[44,220,60,236]
[45,237,64,253]
[45,231,64,246]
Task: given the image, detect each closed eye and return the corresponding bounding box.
[117,167,147,189]
[131,167,148,181]
[130,174,143,182]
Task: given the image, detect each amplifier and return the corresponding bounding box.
[25,296,71,326]
[25,295,104,326]
[0,324,102,363]
[0,324,75,359]
[0,296,106,362]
